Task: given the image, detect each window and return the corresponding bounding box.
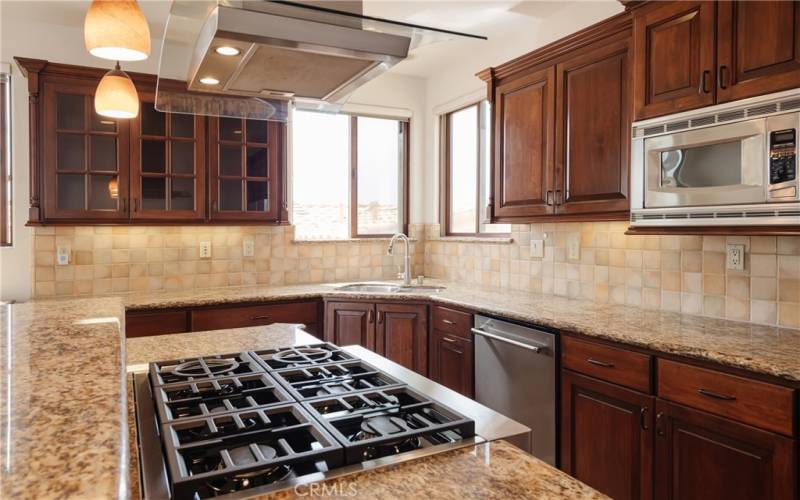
[442,101,509,236]
[0,68,11,246]
[292,109,408,240]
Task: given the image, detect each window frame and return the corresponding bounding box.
[0,68,11,246]
[441,101,508,237]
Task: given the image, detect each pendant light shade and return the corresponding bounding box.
[84,0,151,62]
[95,63,139,119]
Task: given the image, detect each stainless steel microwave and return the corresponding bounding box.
[630,89,800,227]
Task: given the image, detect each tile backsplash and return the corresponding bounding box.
[32,221,799,329]
[424,222,800,329]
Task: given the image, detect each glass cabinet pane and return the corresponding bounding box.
[90,135,117,172]
[57,174,85,209]
[247,181,268,211]
[171,178,194,211]
[57,94,84,130]
[171,113,194,138]
[246,147,267,177]
[171,141,194,174]
[89,175,117,210]
[142,140,166,173]
[220,180,242,211]
[220,117,243,141]
[246,119,268,143]
[141,177,166,210]
[57,134,85,171]
[91,113,117,132]
[141,103,166,136]
[220,145,242,176]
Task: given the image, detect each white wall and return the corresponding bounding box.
[422,1,624,223]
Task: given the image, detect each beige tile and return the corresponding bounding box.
[680,235,702,251]
[703,295,725,318]
[778,255,800,279]
[661,251,680,271]
[642,288,660,309]
[750,236,777,254]
[751,254,777,277]
[682,272,702,294]
[662,271,681,292]
[777,236,800,255]
[726,276,750,299]
[703,274,725,295]
[35,266,55,282]
[681,251,702,272]
[778,279,800,303]
[750,300,777,325]
[779,302,800,328]
[702,252,725,275]
[661,291,681,312]
[702,235,726,252]
[681,293,702,315]
[751,277,777,301]
[726,297,750,321]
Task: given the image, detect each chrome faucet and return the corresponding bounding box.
[387,233,412,286]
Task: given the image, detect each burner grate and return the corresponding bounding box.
[269,360,405,400]
[150,353,265,386]
[251,343,357,370]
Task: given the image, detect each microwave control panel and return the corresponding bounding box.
[768,128,798,201]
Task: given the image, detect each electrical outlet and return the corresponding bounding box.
[726,243,745,271]
[530,239,544,258]
[567,233,581,261]
[199,241,212,259]
[56,245,71,266]
[243,237,255,258]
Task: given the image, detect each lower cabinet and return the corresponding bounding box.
[429,329,474,397]
[561,369,653,500]
[654,399,796,500]
[126,310,189,338]
[324,300,428,375]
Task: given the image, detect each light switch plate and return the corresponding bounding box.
[243,237,255,258]
[567,233,581,261]
[56,245,70,266]
[199,241,212,259]
[726,243,745,271]
[530,239,544,258]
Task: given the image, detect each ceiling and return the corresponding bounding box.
[1,0,584,79]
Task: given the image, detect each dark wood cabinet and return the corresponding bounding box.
[654,399,797,500]
[561,369,654,500]
[208,117,285,222]
[191,301,320,337]
[126,309,189,337]
[492,66,555,219]
[376,303,427,375]
[42,78,130,221]
[324,301,375,350]
[130,95,205,220]
[429,329,473,397]
[632,1,715,120]
[555,37,631,216]
[716,0,800,103]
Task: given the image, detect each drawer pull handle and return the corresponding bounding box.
[250,315,271,321]
[587,358,615,368]
[640,407,649,431]
[442,319,456,325]
[442,337,457,343]
[698,388,737,401]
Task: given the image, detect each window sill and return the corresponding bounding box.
[292,238,419,244]
[429,235,514,244]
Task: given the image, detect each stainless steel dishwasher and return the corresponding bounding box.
[473,314,556,465]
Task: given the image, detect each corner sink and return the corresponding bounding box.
[334,283,446,293]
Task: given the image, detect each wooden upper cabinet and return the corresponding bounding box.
[130,95,205,220]
[555,38,631,216]
[42,78,130,221]
[633,1,716,120]
[209,117,283,221]
[375,303,427,375]
[493,66,555,219]
[717,0,800,103]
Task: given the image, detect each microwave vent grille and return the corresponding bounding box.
[746,103,779,117]
[690,116,715,127]
[688,213,714,219]
[716,212,744,218]
[666,120,689,132]
[780,99,800,111]
[718,110,746,123]
[744,211,775,218]
[642,125,665,137]
[664,213,688,219]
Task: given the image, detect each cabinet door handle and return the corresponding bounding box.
[554,190,563,205]
[640,407,649,431]
[250,315,270,321]
[133,197,139,212]
[377,311,383,324]
[718,65,728,89]
[587,358,615,368]
[546,190,554,206]
[699,69,711,94]
[442,336,457,344]
[655,411,665,436]
[442,319,456,325]
[367,309,373,324]
[698,388,737,401]
[120,198,126,212]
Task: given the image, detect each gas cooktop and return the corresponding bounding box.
[134,343,478,499]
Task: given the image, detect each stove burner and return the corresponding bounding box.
[173,358,240,378]
[350,415,422,460]
[316,385,349,397]
[272,347,334,366]
[200,445,292,494]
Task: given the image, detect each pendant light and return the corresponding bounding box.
[95,62,139,119]
[84,0,151,62]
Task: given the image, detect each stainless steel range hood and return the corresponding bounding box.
[156,1,486,121]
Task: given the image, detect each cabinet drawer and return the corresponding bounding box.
[126,310,188,338]
[191,301,319,332]
[658,359,795,436]
[561,336,652,392]
[431,306,472,338]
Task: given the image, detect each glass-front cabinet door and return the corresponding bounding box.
[130,94,205,220]
[43,80,129,220]
[209,117,282,221]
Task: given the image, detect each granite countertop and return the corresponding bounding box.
[0,299,128,499]
[123,280,800,383]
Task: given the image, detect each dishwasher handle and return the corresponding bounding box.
[471,327,545,354]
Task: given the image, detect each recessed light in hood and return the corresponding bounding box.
[155,1,486,122]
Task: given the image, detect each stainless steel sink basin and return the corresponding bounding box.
[334,283,446,293]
